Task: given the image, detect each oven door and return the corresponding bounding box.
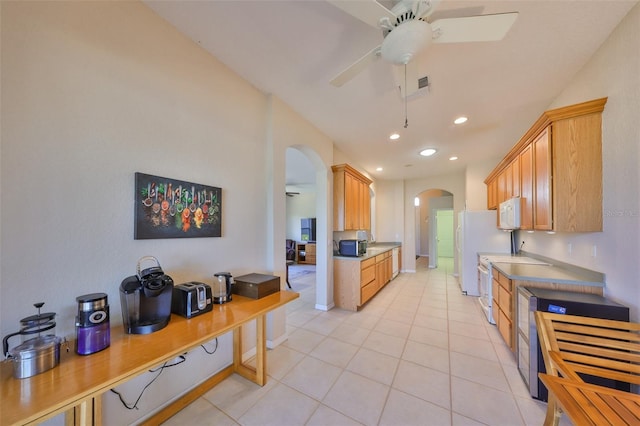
[477,263,496,324]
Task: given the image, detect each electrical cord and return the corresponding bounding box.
[109,355,186,410]
[201,337,218,355]
[110,338,218,410]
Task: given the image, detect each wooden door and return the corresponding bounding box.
[533,127,553,230]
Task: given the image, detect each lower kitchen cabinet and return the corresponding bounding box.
[334,246,399,311]
[492,267,514,352]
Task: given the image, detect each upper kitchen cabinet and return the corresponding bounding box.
[485,98,607,232]
[332,164,372,231]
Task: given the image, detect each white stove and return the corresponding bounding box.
[477,255,550,324]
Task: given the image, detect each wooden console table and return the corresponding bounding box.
[1,291,299,426]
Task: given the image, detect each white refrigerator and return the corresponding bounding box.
[456,210,511,296]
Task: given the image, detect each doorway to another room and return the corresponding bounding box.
[414,189,453,269]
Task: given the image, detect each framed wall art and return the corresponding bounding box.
[134,172,222,239]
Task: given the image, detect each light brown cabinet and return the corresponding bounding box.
[519,144,534,229]
[492,267,514,352]
[487,178,498,210]
[375,251,392,290]
[332,164,372,231]
[485,98,606,232]
[533,127,552,230]
[334,246,399,311]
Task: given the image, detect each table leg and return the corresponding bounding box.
[65,396,101,426]
[232,315,267,386]
[285,262,292,289]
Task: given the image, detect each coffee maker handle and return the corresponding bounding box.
[136,256,162,279]
[3,331,21,358]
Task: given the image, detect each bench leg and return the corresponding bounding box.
[544,394,562,426]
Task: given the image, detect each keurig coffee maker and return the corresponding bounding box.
[75,293,110,355]
[119,256,173,334]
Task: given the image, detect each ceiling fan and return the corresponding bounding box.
[328,0,518,98]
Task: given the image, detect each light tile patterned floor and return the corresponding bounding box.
[165,258,570,425]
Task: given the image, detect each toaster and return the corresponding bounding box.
[171,282,213,318]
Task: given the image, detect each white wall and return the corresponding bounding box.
[465,158,501,210]
[518,3,640,320]
[0,2,334,423]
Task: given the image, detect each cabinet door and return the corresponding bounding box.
[344,173,358,230]
[519,144,533,230]
[361,181,371,230]
[533,127,553,230]
[510,157,520,198]
[486,178,497,210]
[497,170,507,205]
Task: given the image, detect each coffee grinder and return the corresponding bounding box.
[75,293,110,355]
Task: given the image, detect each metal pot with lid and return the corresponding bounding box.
[3,302,67,379]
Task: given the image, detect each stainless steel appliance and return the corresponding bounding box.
[338,239,367,257]
[477,255,550,324]
[517,286,630,401]
[119,256,173,334]
[172,282,213,318]
[3,303,65,379]
[455,210,511,297]
[213,272,234,304]
[75,293,110,355]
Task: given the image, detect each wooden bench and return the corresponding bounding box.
[535,311,640,426]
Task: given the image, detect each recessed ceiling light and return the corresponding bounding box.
[376,167,383,172]
[449,156,458,161]
[389,133,400,140]
[454,116,468,125]
[419,148,437,157]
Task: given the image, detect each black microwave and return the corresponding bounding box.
[339,239,367,257]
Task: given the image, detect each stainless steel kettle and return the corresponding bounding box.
[213,272,233,304]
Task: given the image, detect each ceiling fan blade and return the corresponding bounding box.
[416,0,442,20]
[431,12,518,43]
[427,5,485,23]
[330,45,382,87]
[327,0,396,28]
[392,60,420,99]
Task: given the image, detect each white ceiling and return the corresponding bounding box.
[145,0,636,184]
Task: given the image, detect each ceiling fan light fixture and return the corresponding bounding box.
[381,20,432,64]
[419,148,437,157]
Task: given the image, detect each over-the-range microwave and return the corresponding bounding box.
[499,197,521,230]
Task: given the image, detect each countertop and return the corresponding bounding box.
[481,252,605,287]
[334,242,401,261]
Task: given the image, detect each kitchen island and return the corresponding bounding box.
[334,243,401,311]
